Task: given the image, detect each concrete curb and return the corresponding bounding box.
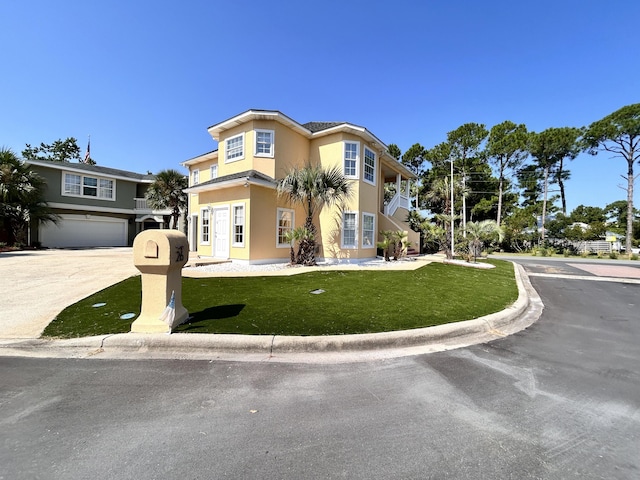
[0,263,542,362]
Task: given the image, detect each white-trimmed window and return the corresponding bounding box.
[342,212,357,248]
[344,142,359,178]
[192,169,199,186]
[277,208,294,247]
[362,213,375,248]
[225,133,245,162]
[200,208,210,244]
[232,204,245,247]
[64,174,81,196]
[255,129,274,157]
[62,172,115,200]
[210,164,218,180]
[363,147,376,185]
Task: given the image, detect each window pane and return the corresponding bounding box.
[83,176,97,196]
[233,206,244,244]
[226,135,244,160]
[99,179,113,199]
[363,214,374,247]
[210,165,218,179]
[64,174,81,195]
[343,213,356,246]
[277,210,293,245]
[364,148,375,182]
[344,143,357,177]
[256,131,273,155]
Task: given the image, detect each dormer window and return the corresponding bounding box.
[225,133,245,162]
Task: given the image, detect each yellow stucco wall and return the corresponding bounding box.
[186,114,417,262]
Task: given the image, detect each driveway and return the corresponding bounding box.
[0,248,139,338]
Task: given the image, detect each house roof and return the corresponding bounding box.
[184,169,277,194]
[302,121,345,133]
[25,159,157,183]
[200,109,416,179]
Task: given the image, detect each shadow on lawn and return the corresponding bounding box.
[177,304,245,331]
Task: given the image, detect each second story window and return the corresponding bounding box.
[363,147,376,184]
[344,142,359,178]
[225,133,245,162]
[192,169,199,186]
[210,164,218,179]
[255,130,274,157]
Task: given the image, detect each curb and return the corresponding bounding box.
[0,263,542,362]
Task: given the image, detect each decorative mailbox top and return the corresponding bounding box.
[133,230,189,269]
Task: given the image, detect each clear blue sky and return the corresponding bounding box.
[2,0,638,214]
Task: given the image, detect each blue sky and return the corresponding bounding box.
[1,0,638,214]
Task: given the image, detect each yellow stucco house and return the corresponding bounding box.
[182,110,418,264]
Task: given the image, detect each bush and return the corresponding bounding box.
[631,253,639,261]
[609,251,619,260]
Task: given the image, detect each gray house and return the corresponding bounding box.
[26,160,177,248]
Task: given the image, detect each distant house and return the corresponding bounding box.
[26,160,179,248]
[182,109,418,264]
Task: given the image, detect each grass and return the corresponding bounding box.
[42,260,518,338]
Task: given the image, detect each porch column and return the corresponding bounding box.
[396,174,401,196]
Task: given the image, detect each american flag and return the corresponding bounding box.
[83,137,90,163]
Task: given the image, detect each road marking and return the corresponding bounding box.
[528,272,640,285]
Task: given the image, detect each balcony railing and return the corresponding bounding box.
[384,193,409,216]
[134,198,171,214]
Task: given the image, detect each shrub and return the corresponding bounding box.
[609,251,619,260]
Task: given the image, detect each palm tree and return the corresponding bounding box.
[465,220,503,262]
[277,163,352,266]
[0,147,57,245]
[145,169,188,229]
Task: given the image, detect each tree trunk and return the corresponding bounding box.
[541,166,549,243]
[496,174,504,227]
[557,158,567,215]
[626,158,635,255]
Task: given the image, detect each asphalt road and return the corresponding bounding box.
[1,259,639,479]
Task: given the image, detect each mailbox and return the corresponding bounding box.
[131,229,189,333]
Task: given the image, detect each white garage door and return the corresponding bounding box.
[40,214,128,248]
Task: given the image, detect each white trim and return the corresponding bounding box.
[184,175,276,193]
[276,208,295,248]
[341,211,358,249]
[61,171,116,201]
[254,129,275,158]
[47,202,135,215]
[225,133,245,163]
[200,207,210,245]
[363,147,376,186]
[362,212,376,249]
[232,203,245,247]
[135,215,165,223]
[344,141,360,179]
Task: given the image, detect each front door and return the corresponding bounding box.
[213,208,229,258]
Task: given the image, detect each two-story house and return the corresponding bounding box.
[183,109,419,264]
[26,160,176,248]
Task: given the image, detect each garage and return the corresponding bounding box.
[40,214,128,248]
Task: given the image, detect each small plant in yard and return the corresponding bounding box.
[377,230,408,261]
[609,251,619,259]
[631,253,639,261]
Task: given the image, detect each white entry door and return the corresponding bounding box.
[213,208,229,258]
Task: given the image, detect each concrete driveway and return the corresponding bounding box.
[0,248,139,338]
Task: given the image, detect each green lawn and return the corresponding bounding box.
[42,260,518,338]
